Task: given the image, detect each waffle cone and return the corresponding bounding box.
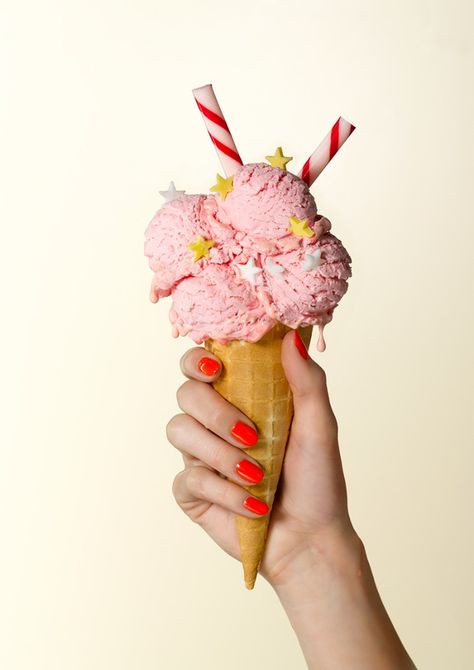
[205,323,312,589]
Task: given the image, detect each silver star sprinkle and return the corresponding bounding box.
[265,258,285,277]
[237,257,262,284]
[303,248,324,272]
[159,181,185,202]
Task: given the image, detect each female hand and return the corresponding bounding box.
[167,330,356,587]
[167,331,417,669]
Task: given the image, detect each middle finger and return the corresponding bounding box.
[177,379,259,448]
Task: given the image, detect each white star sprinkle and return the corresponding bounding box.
[303,249,324,272]
[265,258,285,277]
[159,181,185,202]
[237,257,262,284]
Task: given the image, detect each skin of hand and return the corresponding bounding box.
[167,331,416,669]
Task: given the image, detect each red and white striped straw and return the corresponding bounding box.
[192,84,243,177]
[299,117,356,187]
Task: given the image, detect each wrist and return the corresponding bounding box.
[270,525,417,670]
[268,521,363,596]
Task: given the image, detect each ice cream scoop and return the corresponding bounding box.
[169,264,275,344]
[261,232,352,349]
[218,162,316,235]
[144,163,351,343]
[144,194,235,302]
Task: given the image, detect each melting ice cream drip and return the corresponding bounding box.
[317,323,326,353]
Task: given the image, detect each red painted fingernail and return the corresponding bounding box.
[231,421,258,446]
[235,460,264,484]
[243,496,269,515]
[197,356,220,376]
[294,330,309,359]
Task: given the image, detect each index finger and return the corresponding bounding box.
[180,347,222,383]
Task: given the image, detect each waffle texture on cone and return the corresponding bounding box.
[205,323,312,589]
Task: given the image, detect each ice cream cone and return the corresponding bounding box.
[205,323,312,589]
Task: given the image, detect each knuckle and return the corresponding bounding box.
[185,466,206,499]
[176,379,200,410]
[218,481,233,507]
[207,403,229,431]
[294,362,327,400]
[310,361,327,385]
[171,470,185,502]
[166,413,189,445]
[208,441,226,472]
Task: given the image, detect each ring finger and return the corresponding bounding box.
[167,413,265,486]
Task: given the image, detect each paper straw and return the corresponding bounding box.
[299,117,355,186]
[192,84,243,176]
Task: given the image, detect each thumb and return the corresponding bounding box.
[279,329,349,526]
[281,329,338,447]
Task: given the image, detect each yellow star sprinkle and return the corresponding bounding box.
[188,235,216,261]
[265,147,293,170]
[289,215,315,238]
[210,173,234,200]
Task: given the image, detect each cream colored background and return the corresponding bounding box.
[1,0,473,668]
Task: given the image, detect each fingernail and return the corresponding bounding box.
[197,356,220,376]
[294,330,309,360]
[231,421,258,446]
[235,460,264,484]
[243,496,269,515]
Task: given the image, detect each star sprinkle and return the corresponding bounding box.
[159,181,185,202]
[237,257,262,284]
[265,147,293,171]
[289,215,315,238]
[265,258,285,277]
[303,249,324,271]
[210,173,234,200]
[188,235,216,262]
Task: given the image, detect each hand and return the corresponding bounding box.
[167,331,416,668]
[167,330,356,587]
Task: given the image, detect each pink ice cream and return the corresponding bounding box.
[144,194,235,302]
[261,233,351,328]
[214,163,331,255]
[144,163,352,345]
[170,264,276,344]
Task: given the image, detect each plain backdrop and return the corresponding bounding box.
[1,0,473,668]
